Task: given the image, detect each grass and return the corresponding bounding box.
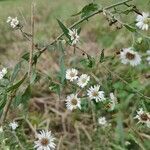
[0,0,150,150]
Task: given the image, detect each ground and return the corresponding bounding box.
[0,0,150,150]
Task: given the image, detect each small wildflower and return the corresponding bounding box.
[120,48,141,66]
[68,28,79,45]
[65,94,81,111]
[136,12,150,30]
[77,74,90,88]
[34,130,56,150]
[66,68,78,82]
[98,117,108,127]
[0,68,7,80]
[7,16,19,28]
[9,121,18,130]
[134,108,150,128]
[87,85,105,102]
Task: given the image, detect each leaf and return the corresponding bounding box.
[11,61,22,82]
[20,85,31,104]
[99,49,104,63]
[22,52,29,61]
[80,57,95,68]
[30,71,40,85]
[6,73,27,92]
[21,51,40,65]
[57,19,70,41]
[124,24,136,32]
[72,3,99,18]
[13,92,22,106]
[0,93,7,110]
[49,82,60,94]
[59,55,66,84]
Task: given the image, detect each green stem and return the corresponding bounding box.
[38,0,133,55]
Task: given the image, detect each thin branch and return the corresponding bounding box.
[19,0,133,61]
[0,91,16,125]
[28,2,35,77]
[38,0,132,54]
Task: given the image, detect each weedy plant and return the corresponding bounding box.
[0,0,150,149]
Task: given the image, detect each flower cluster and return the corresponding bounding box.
[7,16,19,28]
[68,28,80,45]
[0,68,7,80]
[65,68,107,111]
[134,108,150,128]
[66,68,90,88]
[119,12,149,67]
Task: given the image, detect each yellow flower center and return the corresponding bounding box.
[126,52,135,60]
[70,72,75,77]
[92,91,99,97]
[41,138,49,146]
[140,113,149,121]
[71,99,78,105]
[82,78,87,83]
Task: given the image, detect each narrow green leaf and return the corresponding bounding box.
[7,73,27,92]
[11,61,22,82]
[20,85,31,104]
[99,49,105,62]
[0,94,7,110]
[124,24,136,32]
[57,19,70,40]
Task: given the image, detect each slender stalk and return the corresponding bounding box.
[39,0,132,54]
[28,2,35,77]
[13,131,25,150]
[0,91,16,125]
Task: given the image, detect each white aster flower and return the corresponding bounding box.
[120,48,141,66]
[34,130,56,150]
[136,12,150,30]
[108,92,118,111]
[10,17,19,28]
[66,68,78,82]
[7,16,19,28]
[77,74,90,88]
[65,94,81,111]
[134,108,150,128]
[0,68,7,80]
[68,28,79,45]
[9,121,18,130]
[98,117,107,127]
[87,85,105,102]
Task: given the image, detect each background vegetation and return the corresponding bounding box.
[0,0,150,149]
